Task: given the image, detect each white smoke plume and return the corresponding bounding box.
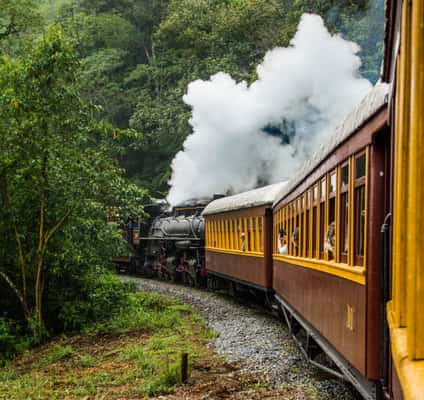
[167,14,372,206]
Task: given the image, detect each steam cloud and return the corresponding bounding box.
[167,14,372,206]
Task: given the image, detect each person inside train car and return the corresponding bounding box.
[278,229,287,255]
[292,227,299,254]
[241,232,246,252]
[324,221,335,260]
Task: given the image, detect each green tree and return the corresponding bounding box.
[0,25,145,339]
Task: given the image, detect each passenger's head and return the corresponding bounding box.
[279,229,286,239]
[328,221,335,236]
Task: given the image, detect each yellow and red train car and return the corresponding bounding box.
[271,84,390,399]
[203,183,286,294]
[202,1,424,398]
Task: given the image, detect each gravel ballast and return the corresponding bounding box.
[122,276,360,400]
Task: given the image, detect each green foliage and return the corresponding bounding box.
[138,361,179,396]
[0,319,30,365]
[0,291,211,399]
[0,0,42,48]
[83,291,182,335]
[78,353,96,368]
[0,24,147,351]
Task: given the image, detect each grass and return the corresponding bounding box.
[0,291,214,400]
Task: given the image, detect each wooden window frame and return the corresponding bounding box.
[338,162,349,264]
[353,150,367,267]
[319,177,326,260]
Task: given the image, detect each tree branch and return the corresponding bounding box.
[44,207,74,246]
[0,271,29,318]
[2,173,27,302]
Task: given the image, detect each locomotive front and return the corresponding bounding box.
[140,213,206,285]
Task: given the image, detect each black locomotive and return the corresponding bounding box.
[115,198,211,286]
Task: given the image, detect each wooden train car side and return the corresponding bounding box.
[203,183,286,292]
[271,84,389,399]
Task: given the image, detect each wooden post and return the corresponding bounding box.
[180,352,188,383]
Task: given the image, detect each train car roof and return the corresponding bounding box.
[202,182,288,216]
[273,83,389,207]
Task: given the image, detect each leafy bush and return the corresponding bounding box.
[0,319,30,365]
[55,273,134,332]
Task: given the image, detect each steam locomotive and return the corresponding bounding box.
[115,198,211,286]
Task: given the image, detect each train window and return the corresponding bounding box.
[355,185,366,265]
[237,219,240,251]
[220,220,224,248]
[341,164,349,188]
[294,202,300,256]
[211,221,215,247]
[249,217,254,252]
[327,171,336,261]
[222,220,226,249]
[236,219,241,250]
[259,217,263,253]
[330,172,336,194]
[319,178,326,259]
[216,220,220,248]
[355,153,366,179]
[237,219,241,250]
[305,192,310,258]
[321,178,326,201]
[340,163,349,263]
[354,151,366,266]
[245,218,248,252]
[233,219,237,250]
[295,199,300,257]
[227,220,230,250]
[254,217,259,252]
[312,185,318,258]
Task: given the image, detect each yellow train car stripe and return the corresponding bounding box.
[273,254,366,285]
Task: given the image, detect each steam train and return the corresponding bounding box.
[115,198,211,285]
[117,2,423,399]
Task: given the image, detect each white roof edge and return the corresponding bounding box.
[272,83,389,208]
[202,182,288,216]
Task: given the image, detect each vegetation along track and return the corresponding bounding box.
[122,276,361,400]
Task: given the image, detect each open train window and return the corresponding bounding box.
[246,218,251,252]
[312,185,318,258]
[259,216,263,253]
[340,163,349,263]
[328,171,336,261]
[305,191,310,258]
[354,152,366,266]
[319,178,326,259]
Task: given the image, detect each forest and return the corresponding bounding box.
[0,0,383,365]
